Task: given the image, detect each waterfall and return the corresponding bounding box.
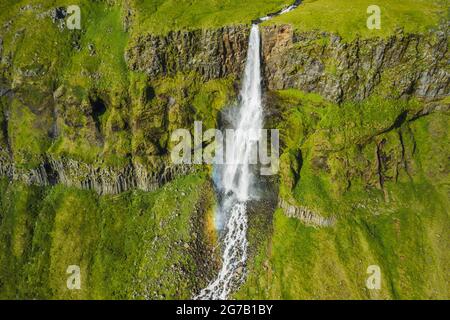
[195,2,301,300]
[195,24,261,300]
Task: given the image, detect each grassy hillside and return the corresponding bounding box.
[239,198,448,299]
[237,90,450,299]
[0,1,131,168]
[266,0,447,40]
[0,174,216,299]
[5,0,446,39]
[129,0,293,35]
[0,1,242,168]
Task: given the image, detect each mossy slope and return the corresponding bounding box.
[0,174,215,299]
[238,90,449,299]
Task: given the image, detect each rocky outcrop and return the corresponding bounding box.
[262,24,450,103]
[278,198,336,227]
[126,25,250,80]
[126,22,449,103]
[0,153,197,195]
[2,17,449,198]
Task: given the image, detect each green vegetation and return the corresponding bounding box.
[0,174,215,299]
[266,0,447,40]
[128,72,236,168]
[7,98,53,168]
[237,90,449,299]
[129,0,292,35]
[1,0,446,168]
[272,90,445,216]
[239,191,448,299]
[0,1,132,167]
[0,1,243,168]
[0,0,448,300]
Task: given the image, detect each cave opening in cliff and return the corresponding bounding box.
[90,96,107,133]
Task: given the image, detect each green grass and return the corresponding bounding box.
[238,184,449,299]
[237,89,449,299]
[61,4,129,92]
[4,0,445,40]
[266,0,447,40]
[129,0,293,35]
[7,99,53,168]
[0,174,215,299]
[0,1,133,167]
[272,89,442,216]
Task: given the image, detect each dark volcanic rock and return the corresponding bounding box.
[126,25,250,80]
[261,24,450,103]
[0,153,197,195]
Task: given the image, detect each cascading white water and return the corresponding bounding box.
[222,25,263,202]
[195,24,262,300]
[195,2,301,300]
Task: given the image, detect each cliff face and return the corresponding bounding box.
[0,20,448,198]
[0,24,243,195]
[262,24,449,103]
[0,154,196,195]
[124,23,449,221]
[126,22,449,103]
[126,26,250,80]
